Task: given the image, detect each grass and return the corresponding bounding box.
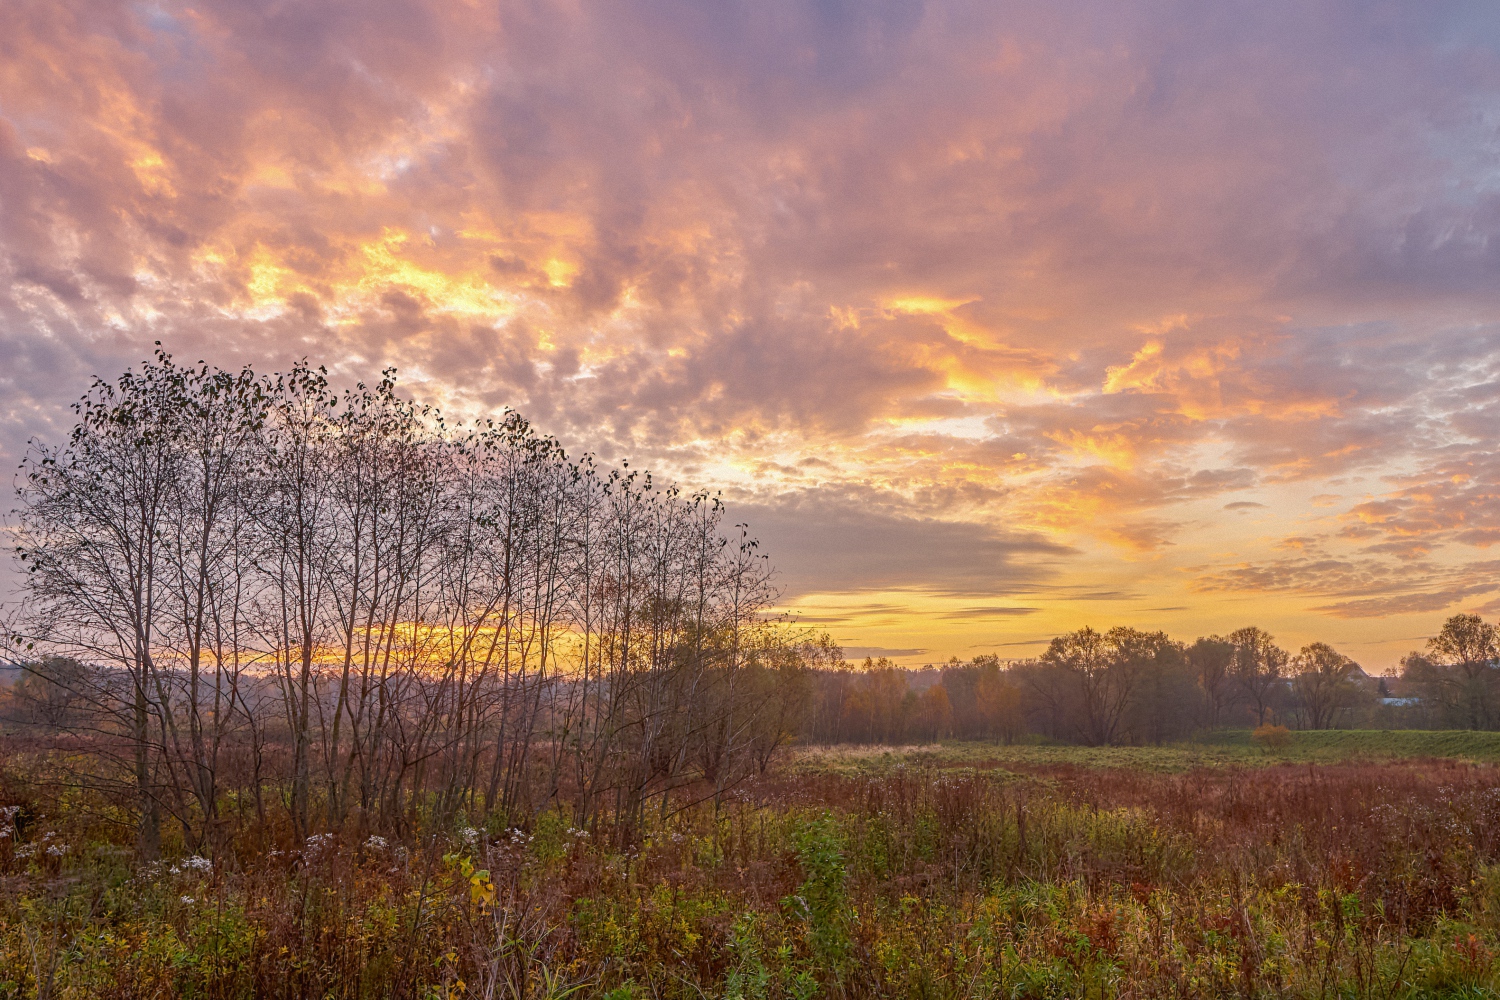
[787,728,1500,776]
[10,734,1500,997]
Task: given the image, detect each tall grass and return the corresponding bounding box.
[5,754,1500,997]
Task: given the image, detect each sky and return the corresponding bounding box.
[3,0,1500,669]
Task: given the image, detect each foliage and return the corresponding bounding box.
[1250,723,1292,750]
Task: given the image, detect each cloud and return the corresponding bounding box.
[938,606,1042,620]
[1194,551,1500,619]
[1312,591,1480,619]
[841,646,928,660]
[733,488,1072,599]
[5,0,1500,665]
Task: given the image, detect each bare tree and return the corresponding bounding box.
[154,359,266,851]
[1040,627,1132,745]
[9,353,810,854]
[14,356,192,857]
[249,363,339,839]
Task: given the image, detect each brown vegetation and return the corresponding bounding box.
[4,751,1500,997]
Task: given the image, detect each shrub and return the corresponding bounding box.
[1251,723,1293,750]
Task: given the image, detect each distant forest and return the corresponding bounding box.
[1,353,1496,855]
[797,611,1498,746]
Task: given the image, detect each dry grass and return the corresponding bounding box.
[786,729,1500,775]
[5,741,1500,997]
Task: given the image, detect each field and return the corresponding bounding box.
[790,729,1500,775]
[6,732,1500,998]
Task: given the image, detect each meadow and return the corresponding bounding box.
[5,731,1500,999]
[18,355,1500,998]
[788,729,1500,775]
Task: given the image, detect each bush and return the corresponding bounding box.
[1251,723,1293,750]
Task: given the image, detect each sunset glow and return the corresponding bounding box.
[5,1,1500,668]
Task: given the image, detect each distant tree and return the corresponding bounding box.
[1229,627,1289,726]
[1039,628,1110,744]
[850,657,908,743]
[740,634,818,775]
[1414,614,1500,729]
[810,643,855,743]
[971,656,1023,743]
[1399,652,1447,727]
[1040,627,1159,746]
[7,656,91,727]
[1187,636,1236,729]
[915,683,952,742]
[1120,631,1195,744]
[1291,642,1359,729]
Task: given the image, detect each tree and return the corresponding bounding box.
[1291,642,1359,729]
[1230,627,1289,726]
[852,657,909,743]
[15,356,192,857]
[1187,636,1236,729]
[1419,614,1500,729]
[6,656,91,727]
[971,656,1023,743]
[11,354,796,855]
[1039,627,1151,746]
[1119,630,1193,744]
[914,683,952,742]
[742,635,819,774]
[250,363,338,840]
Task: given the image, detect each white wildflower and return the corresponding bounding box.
[303,833,335,855]
[180,896,195,905]
[181,855,212,872]
[45,843,67,857]
[458,826,480,845]
[365,835,388,850]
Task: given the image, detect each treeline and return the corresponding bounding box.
[3,353,812,857]
[800,614,1500,746]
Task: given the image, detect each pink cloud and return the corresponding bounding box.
[5,0,1500,662]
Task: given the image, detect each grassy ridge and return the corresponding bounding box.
[790,728,1500,775]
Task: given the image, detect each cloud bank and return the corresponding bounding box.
[5,0,1500,664]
